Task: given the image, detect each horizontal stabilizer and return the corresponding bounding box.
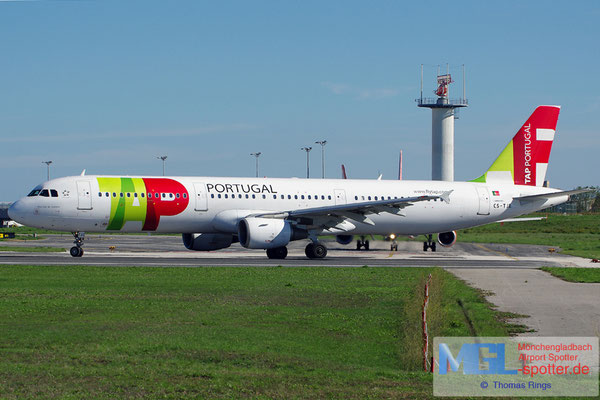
[515,189,592,202]
[497,216,547,223]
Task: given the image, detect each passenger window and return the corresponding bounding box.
[328,195,331,200]
[288,195,291,199]
[225,194,228,199]
[120,193,124,197]
[262,194,266,199]
[141,193,145,198]
[375,196,378,200]
[308,195,311,200]
[218,194,221,198]
[183,193,187,199]
[273,195,277,199]
[321,195,325,200]
[98,192,102,197]
[134,193,138,198]
[368,196,371,200]
[127,193,131,198]
[113,192,117,197]
[301,195,305,200]
[280,195,284,199]
[294,195,298,199]
[105,192,109,197]
[169,193,173,198]
[39,189,49,197]
[155,193,159,198]
[355,196,358,200]
[238,194,242,199]
[176,193,180,198]
[211,194,215,198]
[245,194,249,199]
[252,194,256,199]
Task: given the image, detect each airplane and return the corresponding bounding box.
[9,105,585,259]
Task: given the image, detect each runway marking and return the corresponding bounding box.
[474,243,519,260]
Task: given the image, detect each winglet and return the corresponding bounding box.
[80,169,86,176]
[439,190,453,204]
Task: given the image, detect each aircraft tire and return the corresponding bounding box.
[312,243,327,259]
[364,240,369,250]
[305,243,315,258]
[70,246,83,257]
[267,246,288,260]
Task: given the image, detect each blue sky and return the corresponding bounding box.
[1,0,598,201]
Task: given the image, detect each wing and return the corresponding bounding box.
[251,190,453,233]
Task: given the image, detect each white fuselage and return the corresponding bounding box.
[9,175,566,237]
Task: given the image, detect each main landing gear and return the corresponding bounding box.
[423,234,436,252]
[305,242,327,259]
[266,246,288,260]
[265,240,328,260]
[70,231,85,257]
[356,236,370,250]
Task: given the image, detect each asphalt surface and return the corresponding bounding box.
[0,233,583,268]
[452,268,600,337]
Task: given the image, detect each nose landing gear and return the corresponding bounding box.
[423,234,436,252]
[70,231,85,257]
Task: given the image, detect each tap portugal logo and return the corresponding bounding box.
[97,177,189,231]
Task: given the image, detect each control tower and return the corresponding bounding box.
[416,64,468,181]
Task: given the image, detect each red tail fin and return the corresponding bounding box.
[473,105,561,186]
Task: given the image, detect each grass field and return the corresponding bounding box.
[458,213,600,259]
[0,265,511,399]
[541,267,600,283]
[0,246,65,253]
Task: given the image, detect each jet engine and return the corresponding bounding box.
[437,231,457,247]
[335,234,354,245]
[182,233,233,251]
[238,217,307,249]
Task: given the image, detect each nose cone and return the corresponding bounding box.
[8,200,26,224]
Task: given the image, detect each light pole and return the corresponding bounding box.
[315,140,327,178]
[250,152,261,177]
[301,147,312,178]
[157,156,167,176]
[42,161,52,181]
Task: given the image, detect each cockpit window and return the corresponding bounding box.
[27,189,41,197]
[50,189,58,197]
[39,189,50,197]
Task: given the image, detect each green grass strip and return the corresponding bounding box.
[540,267,600,283]
[0,246,65,252]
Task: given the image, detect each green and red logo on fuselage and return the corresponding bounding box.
[97,177,189,231]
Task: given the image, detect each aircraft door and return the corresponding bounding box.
[193,182,208,211]
[334,189,347,205]
[76,180,93,210]
[475,186,490,215]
